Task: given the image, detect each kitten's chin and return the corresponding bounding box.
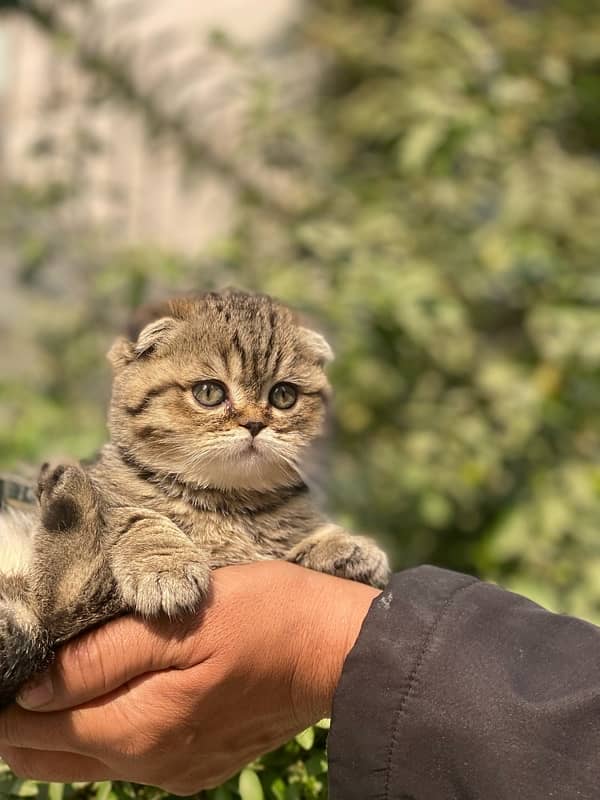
[195,456,299,492]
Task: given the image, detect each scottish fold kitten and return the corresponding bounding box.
[0,290,389,707]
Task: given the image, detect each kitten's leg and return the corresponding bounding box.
[286,524,390,589]
[109,509,210,618]
[0,462,117,707]
[0,574,51,709]
[37,461,100,534]
[35,463,123,641]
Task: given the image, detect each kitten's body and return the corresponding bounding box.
[0,291,389,707]
[93,443,323,566]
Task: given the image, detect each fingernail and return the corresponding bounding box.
[17,675,54,709]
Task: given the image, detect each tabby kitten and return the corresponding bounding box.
[0,290,389,707]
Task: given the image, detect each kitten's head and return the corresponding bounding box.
[107,291,332,492]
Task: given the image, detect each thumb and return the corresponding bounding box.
[16,614,186,712]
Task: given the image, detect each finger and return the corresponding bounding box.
[17,614,190,711]
[0,670,182,756]
[1,746,113,784]
[0,702,114,755]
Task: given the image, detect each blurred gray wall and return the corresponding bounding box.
[0,0,299,252]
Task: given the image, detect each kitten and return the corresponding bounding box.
[0,290,389,708]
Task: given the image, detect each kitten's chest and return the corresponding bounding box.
[152,495,321,566]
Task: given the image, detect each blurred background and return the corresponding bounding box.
[0,0,600,795]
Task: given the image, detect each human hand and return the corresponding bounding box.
[0,561,379,793]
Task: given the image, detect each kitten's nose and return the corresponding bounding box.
[241,421,266,438]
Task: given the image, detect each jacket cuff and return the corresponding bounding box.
[327,565,477,800]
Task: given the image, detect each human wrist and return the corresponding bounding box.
[289,568,380,727]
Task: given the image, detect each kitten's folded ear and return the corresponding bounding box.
[300,327,334,366]
[107,317,179,369]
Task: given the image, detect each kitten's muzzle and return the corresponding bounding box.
[241,421,266,438]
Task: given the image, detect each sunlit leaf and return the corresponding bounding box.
[238,768,264,800]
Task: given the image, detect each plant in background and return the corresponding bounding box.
[1,0,600,797]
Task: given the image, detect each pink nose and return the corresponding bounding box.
[241,421,266,438]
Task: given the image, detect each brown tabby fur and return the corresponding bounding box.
[0,290,389,707]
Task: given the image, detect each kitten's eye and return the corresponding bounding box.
[192,381,227,408]
[269,382,298,410]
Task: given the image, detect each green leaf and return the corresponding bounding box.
[269,777,287,800]
[109,783,135,800]
[92,783,112,800]
[315,718,331,729]
[11,780,39,797]
[211,787,233,800]
[47,785,64,800]
[295,727,315,750]
[238,768,264,800]
[306,752,328,777]
[399,120,448,173]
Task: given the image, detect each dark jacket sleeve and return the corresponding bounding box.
[328,566,600,800]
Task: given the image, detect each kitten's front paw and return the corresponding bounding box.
[37,463,97,533]
[288,528,390,589]
[117,554,211,619]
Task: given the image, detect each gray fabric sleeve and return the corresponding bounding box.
[328,565,600,800]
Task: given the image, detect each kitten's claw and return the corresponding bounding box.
[117,554,210,619]
[37,463,98,534]
[287,527,390,589]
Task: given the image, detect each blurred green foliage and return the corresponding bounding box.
[2,0,600,797]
